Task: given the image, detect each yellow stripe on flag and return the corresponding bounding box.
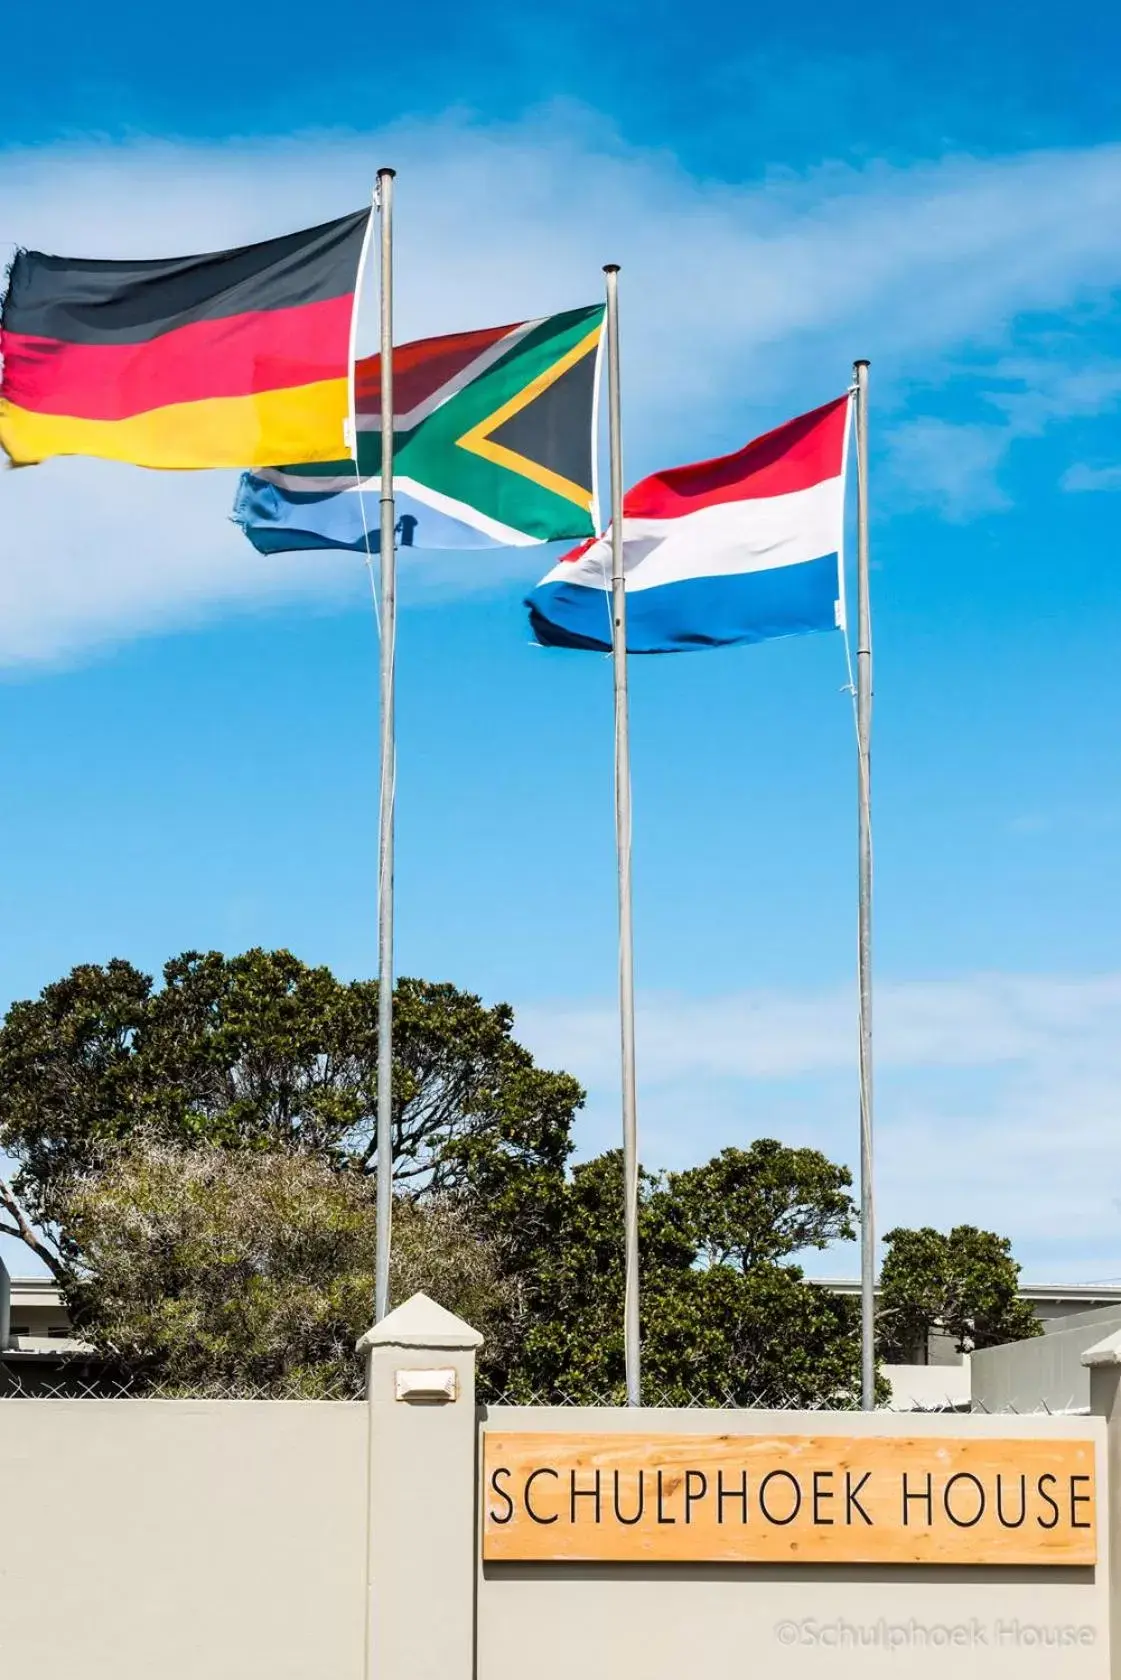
[0,377,350,470]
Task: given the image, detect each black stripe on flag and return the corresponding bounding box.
[2,210,370,345]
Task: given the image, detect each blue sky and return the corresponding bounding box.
[2,0,1121,1282]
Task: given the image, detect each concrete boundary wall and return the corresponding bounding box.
[973,1308,1121,1414]
[0,1398,368,1680]
[5,1295,1121,1680]
[883,1358,972,1410]
[476,1404,1108,1680]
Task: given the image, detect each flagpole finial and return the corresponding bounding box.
[603,262,621,275]
[853,357,870,371]
[377,166,397,180]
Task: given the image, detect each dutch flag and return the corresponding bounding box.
[526,394,851,654]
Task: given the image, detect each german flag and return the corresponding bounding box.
[0,209,370,470]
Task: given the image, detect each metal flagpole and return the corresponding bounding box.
[853,358,875,1408]
[374,167,397,1323]
[603,264,641,1407]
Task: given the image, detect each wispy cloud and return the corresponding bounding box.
[1062,461,1121,492]
[988,354,1121,432]
[882,418,1012,519]
[3,114,1121,665]
[518,972,1121,1087]
[884,352,1121,517]
[516,971,1121,1279]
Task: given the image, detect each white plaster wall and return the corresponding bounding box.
[973,1312,1121,1415]
[0,1400,368,1680]
[884,1360,972,1410]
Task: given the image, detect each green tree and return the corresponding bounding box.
[669,1140,855,1269]
[499,1144,866,1406]
[0,948,580,1287]
[55,1143,511,1396]
[0,948,873,1406]
[877,1224,1042,1361]
[650,1264,866,1407]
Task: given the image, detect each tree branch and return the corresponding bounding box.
[0,1173,69,1284]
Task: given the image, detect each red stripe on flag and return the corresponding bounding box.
[353,321,522,415]
[622,396,850,519]
[0,294,352,421]
[557,536,597,566]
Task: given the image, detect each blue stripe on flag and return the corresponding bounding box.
[527,554,840,654]
[232,473,502,555]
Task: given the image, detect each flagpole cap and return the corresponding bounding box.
[377,166,397,180]
[853,357,870,370]
[603,263,621,275]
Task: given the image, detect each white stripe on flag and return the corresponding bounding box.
[538,475,844,593]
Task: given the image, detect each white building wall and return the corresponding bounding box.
[972,1310,1121,1415]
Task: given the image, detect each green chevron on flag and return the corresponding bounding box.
[235,305,605,553]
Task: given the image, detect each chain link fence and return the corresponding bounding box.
[0,1362,364,1401]
[0,1360,1060,1412]
[0,1361,976,1410]
[2,1356,874,1407]
[0,1370,858,1407]
[482,1387,866,1410]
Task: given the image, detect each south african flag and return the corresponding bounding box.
[234,305,604,553]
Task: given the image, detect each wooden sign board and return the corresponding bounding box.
[482,1431,1097,1566]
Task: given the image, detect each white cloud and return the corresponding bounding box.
[1062,461,1121,492]
[882,417,1012,519]
[987,355,1121,432]
[883,354,1121,517]
[518,972,1121,1084]
[3,115,1121,665]
[515,972,1121,1280]
[0,457,361,664]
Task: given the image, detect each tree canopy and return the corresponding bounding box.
[55,1143,511,1396]
[506,1145,865,1404]
[0,948,577,1282]
[669,1142,856,1270]
[0,946,1034,1405]
[877,1224,1043,1360]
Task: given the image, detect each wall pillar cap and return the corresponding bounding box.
[355,1291,484,1354]
[1081,1327,1121,1367]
